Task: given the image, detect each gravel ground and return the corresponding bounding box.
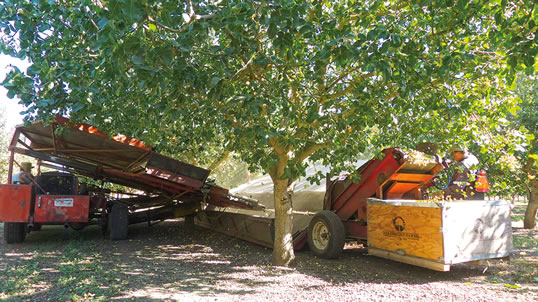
[1,216,536,301]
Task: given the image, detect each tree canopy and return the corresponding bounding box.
[1,0,536,265]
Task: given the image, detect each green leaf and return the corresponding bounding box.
[503,283,521,289]
[27,64,40,76]
[210,76,221,87]
[71,103,84,112]
[6,90,16,99]
[148,23,156,32]
[97,17,108,29]
[131,55,144,65]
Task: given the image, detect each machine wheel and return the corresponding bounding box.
[31,223,42,231]
[108,204,129,240]
[307,211,345,259]
[69,223,87,231]
[4,222,27,244]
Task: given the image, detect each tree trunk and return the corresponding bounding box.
[271,177,296,266]
[524,179,537,229]
[208,150,230,170]
[267,139,325,266]
[268,142,295,267]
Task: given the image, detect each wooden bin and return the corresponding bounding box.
[366,198,513,271]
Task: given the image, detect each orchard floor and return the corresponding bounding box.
[0,204,536,301]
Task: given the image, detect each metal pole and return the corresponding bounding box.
[7,151,14,184]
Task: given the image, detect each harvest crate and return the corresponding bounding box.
[366,198,513,271]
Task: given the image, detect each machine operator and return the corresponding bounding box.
[11,162,34,185]
[433,145,479,200]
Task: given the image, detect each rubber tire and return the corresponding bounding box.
[31,223,42,231]
[307,211,345,259]
[69,223,87,231]
[4,222,27,244]
[108,204,129,240]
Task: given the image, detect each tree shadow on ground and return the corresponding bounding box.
[0,219,528,301]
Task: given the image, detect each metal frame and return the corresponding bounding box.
[2,118,263,233]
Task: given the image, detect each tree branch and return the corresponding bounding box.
[233,54,257,78]
[324,65,362,93]
[222,28,250,64]
[295,142,330,163]
[208,150,231,170]
[147,0,216,34]
[84,7,99,30]
[326,72,376,99]
[191,49,227,57]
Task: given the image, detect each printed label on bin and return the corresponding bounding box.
[54,198,74,207]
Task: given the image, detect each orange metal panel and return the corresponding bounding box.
[388,173,433,183]
[33,195,90,223]
[0,185,32,222]
[386,182,421,199]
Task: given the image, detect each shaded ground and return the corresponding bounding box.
[0,204,536,301]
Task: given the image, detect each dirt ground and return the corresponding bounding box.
[0,208,536,301]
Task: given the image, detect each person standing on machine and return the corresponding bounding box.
[434,145,479,200]
[11,162,34,185]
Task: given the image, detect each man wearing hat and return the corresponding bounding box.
[12,162,34,185]
[434,145,479,200]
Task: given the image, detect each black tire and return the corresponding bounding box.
[69,223,87,231]
[4,222,27,244]
[108,204,129,240]
[307,211,345,259]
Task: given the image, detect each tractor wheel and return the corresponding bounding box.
[307,211,345,259]
[4,222,27,244]
[108,204,129,240]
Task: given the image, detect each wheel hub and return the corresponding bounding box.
[312,221,330,251]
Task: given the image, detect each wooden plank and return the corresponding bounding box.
[367,198,443,208]
[442,200,513,264]
[367,203,444,261]
[368,247,450,272]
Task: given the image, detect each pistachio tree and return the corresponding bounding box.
[1,0,536,265]
[477,74,537,229]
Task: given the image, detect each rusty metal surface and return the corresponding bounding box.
[14,117,209,183]
[8,117,262,211]
[33,195,90,223]
[0,185,32,222]
[331,148,402,221]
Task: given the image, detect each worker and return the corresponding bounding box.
[12,162,34,185]
[433,145,479,200]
